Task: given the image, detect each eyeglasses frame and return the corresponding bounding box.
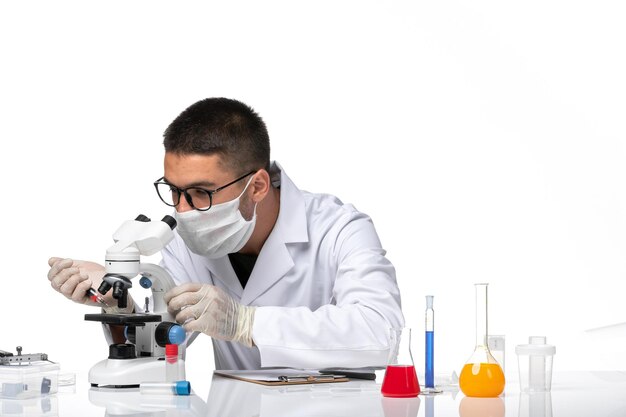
[153,170,256,211]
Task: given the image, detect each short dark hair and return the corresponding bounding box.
[163,98,270,174]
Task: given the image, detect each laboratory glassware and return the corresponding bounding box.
[140,381,191,395]
[515,336,556,392]
[488,335,506,373]
[459,283,505,397]
[425,295,434,388]
[381,328,420,397]
[165,344,185,382]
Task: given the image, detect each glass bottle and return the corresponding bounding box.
[381,328,420,397]
[459,283,505,397]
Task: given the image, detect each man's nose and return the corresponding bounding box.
[176,194,194,213]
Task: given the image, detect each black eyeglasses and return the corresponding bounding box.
[154,171,256,211]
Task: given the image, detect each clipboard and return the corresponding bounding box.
[214,369,349,386]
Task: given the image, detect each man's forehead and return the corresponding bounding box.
[163,152,232,186]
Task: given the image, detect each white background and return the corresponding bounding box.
[1,0,625,385]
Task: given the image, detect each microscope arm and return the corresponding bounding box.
[138,263,177,322]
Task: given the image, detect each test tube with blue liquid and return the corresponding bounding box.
[425,295,435,389]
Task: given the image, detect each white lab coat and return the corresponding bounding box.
[160,162,404,370]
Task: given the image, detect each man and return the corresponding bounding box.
[47,98,404,370]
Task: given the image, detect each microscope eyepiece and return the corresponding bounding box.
[161,215,177,230]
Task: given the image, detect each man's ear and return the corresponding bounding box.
[250,169,271,203]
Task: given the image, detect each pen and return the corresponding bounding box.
[278,375,343,382]
[319,370,377,380]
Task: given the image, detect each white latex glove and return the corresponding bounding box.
[165,283,256,347]
[47,257,133,313]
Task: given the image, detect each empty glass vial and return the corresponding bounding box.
[165,344,185,382]
[140,381,191,396]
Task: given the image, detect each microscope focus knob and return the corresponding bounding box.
[155,322,186,347]
[135,214,151,222]
[109,343,137,360]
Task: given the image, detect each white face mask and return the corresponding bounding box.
[174,176,257,258]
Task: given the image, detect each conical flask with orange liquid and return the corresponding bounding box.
[459,283,505,397]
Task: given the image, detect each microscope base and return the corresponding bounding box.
[88,357,186,387]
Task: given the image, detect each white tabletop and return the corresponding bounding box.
[2,370,625,416]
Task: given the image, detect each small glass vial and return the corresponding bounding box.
[165,344,185,382]
[140,381,191,396]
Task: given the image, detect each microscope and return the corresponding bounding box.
[85,214,186,388]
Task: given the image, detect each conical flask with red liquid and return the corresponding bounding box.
[381,328,420,397]
[459,283,505,397]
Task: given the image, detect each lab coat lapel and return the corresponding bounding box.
[203,257,244,299]
[241,227,294,305]
[241,163,308,305]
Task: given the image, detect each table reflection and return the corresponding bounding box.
[88,387,208,417]
[425,395,434,417]
[0,395,58,417]
[458,397,505,417]
[518,392,552,417]
[381,396,421,417]
[206,375,422,417]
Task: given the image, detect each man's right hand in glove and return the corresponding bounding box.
[47,256,133,313]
